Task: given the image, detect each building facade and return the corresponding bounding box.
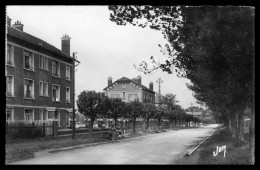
[103,76,155,103]
[6,17,74,129]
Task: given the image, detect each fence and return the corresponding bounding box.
[6,120,53,139]
[115,119,173,134]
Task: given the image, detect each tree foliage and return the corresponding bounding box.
[106,97,126,126]
[108,6,254,147]
[76,90,108,132]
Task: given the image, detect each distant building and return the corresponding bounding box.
[6,16,77,128]
[103,76,155,103]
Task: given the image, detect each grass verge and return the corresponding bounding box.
[174,128,251,164]
[5,131,153,164]
[5,135,110,164]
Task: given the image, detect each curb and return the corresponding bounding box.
[48,135,144,153]
[185,126,226,156]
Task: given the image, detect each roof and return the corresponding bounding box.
[7,26,74,63]
[103,77,155,94]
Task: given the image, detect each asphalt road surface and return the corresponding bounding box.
[11,124,220,165]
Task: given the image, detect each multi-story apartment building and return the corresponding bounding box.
[6,17,75,128]
[103,76,155,103]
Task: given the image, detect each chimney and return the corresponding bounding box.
[7,16,11,26]
[61,34,71,56]
[13,20,24,31]
[149,82,153,91]
[108,76,112,86]
[136,75,142,85]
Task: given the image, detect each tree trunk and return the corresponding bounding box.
[171,119,173,129]
[89,118,94,133]
[228,116,232,131]
[133,118,136,134]
[114,116,117,127]
[224,116,229,127]
[230,114,236,138]
[157,118,161,130]
[237,111,245,145]
[249,104,255,164]
[146,118,149,131]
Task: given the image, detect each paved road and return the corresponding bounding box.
[11,124,220,165]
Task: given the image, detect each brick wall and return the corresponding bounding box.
[6,43,73,109]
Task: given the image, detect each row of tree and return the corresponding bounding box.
[108,6,254,163]
[77,91,200,133]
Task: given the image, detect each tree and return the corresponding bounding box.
[106,98,126,127]
[161,93,179,109]
[176,107,186,127]
[125,100,144,133]
[166,109,177,128]
[153,105,167,130]
[76,91,108,132]
[159,93,179,128]
[142,102,157,131]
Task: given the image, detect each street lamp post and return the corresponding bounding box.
[72,52,80,139]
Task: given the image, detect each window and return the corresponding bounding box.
[6,108,14,122]
[55,110,60,126]
[39,55,48,71]
[52,60,60,77]
[6,75,14,96]
[44,82,48,96]
[123,92,125,98]
[66,87,70,103]
[7,44,14,66]
[48,110,60,125]
[52,85,60,102]
[66,65,70,80]
[39,81,43,96]
[24,109,34,122]
[39,109,43,121]
[24,50,34,70]
[66,111,70,127]
[39,81,48,96]
[24,79,34,98]
[54,110,60,120]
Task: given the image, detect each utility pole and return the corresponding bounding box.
[72,52,80,139]
[156,77,163,103]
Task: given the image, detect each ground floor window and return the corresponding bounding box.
[48,110,60,126]
[24,109,34,122]
[66,111,71,127]
[6,107,14,122]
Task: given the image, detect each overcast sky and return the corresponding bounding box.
[7,5,202,109]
